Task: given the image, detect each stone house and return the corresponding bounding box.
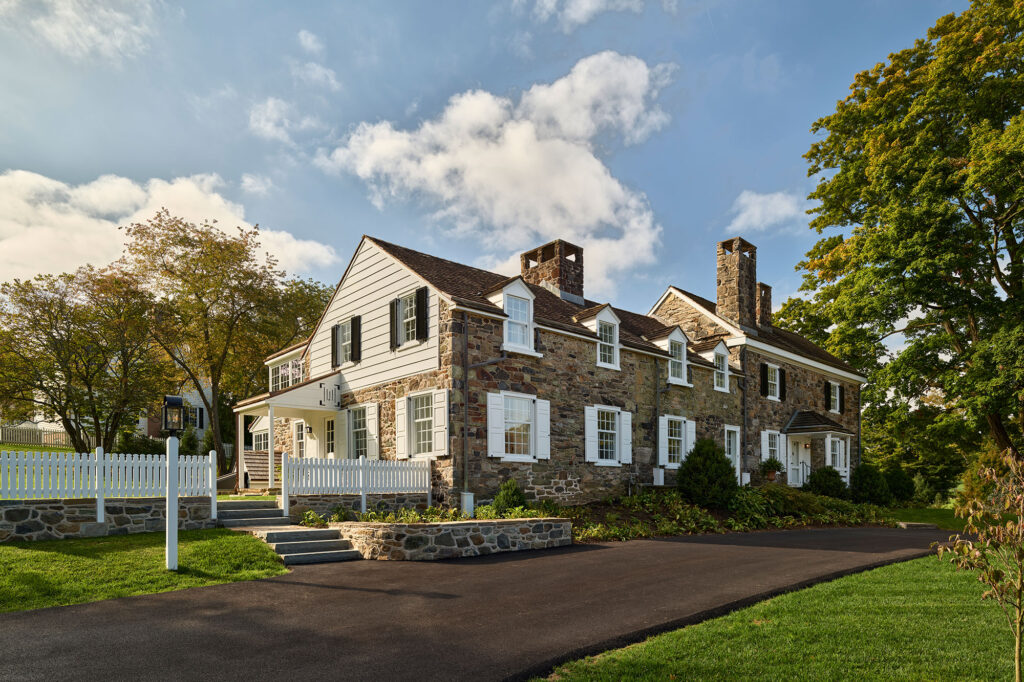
[233,235,864,505]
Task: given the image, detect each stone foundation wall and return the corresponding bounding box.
[332,517,571,560]
[0,496,215,543]
[280,493,432,520]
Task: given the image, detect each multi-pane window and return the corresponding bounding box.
[411,394,433,455]
[829,382,841,412]
[767,431,779,460]
[830,438,845,468]
[294,422,305,458]
[597,408,618,460]
[714,352,728,390]
[271,358,305,392]
[270,365,280,392]
[598,321,617,366]
[401,293,418,344]
[340,321,353,363]
[725,427,739,464]
[503,395,533,456]
[253,432,268,451]
[325,419,335,455]
[184,406,202,429]
[666,417,684,465]
[351,406,368,459]
[504,296,530,349]
[767,365,779,399]
[669,340,685,381]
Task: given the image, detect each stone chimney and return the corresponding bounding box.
[756,282,772,328]
[521,240,584,305]
[716,237,757,329]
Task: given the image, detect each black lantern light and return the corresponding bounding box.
[163,395,185,436]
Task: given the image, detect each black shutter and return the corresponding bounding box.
[351,315,362,362]
[331,324,339,368]
[415,286,429,341]
[759,363,769,396]
[779,369,786,401]
[825,382,831,410]
[839,385,845,413]
[389,298,400,350]
[198,407,204,430]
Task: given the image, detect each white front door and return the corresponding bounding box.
[788,438,801,486]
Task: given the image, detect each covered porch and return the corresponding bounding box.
[233,378,344,490]
[781,411,854,487]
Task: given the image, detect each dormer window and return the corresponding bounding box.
[598,321,618,368]
[504,295,531,349]
[270,357,305,392]
[669,340,686,383]
[714,351,728,391]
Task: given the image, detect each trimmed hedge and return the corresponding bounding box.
[677,438,739,509]
[804,466,848,499]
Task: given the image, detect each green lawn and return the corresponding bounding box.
[0,443,75,453]
[546,557,1009,681]
[0,529,287,613]
[888,506,965,532]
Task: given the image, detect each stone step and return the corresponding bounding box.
[270,539,352,554]
[257,527,341,543]
[219,517,293,528]
[279,549,362,565]
[218,508,284,520]
[218,500,280,510]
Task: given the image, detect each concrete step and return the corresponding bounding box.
[280,549,362,565]
[219,508,283,520]
[219,517,292,528]
[218,500,280,510]
[258,528,340,543]
[270,539,352,554]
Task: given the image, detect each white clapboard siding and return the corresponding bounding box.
[307,241,440,388]
[283,456,431,495]
[0,450,213,500]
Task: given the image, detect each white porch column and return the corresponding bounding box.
[268,404,275,489]
[236,411,245,490]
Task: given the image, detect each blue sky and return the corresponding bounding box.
[0,0,968,313]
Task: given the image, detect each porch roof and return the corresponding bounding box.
[233,373,343,418]
[783,410,854,436]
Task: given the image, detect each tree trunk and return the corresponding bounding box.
[989,413,1021,459]
[1016,609,1021,682]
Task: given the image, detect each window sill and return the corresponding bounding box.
[766,395,780,402]
[662,462,681,470]
[496,454,536,463]
[667,377,692,387]
[410,452,445,460]
[829,409,841,415]
[596,361,620,371]
[502,344,543,358]
[592,460,622,467]
[713,385,730,393]
[395,339,426,353]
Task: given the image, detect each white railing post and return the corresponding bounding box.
[166,436,179,571]
[281,450,289,518]
[94,447,105,523]
[267,405,275,489]
[208,450,217,521]
[359,455,367,513]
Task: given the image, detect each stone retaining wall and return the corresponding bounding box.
[281,493,431,521]
[0,497,215,542]
[332,517,571,560]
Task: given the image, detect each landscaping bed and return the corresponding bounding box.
[0,528,287,613]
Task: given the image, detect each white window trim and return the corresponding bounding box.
[253,431,269,451]
[829,381,841,414]
[713,351,729,393]
[325,417,335,457]
[336,318,356,367]
[348,405,370,460]
[294,420,306,458]
[766,363,781,402]
[664,416,685,469]
[596,321,620,370]
[593,404,622,467]
[407,391,434,457]
[502,295,539,356]
[725,425,741,483]
[500,390,537,463]
[761,429,781,461]
[667,340,690,387]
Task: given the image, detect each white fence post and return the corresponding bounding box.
[208,450,217,521]
[281,450,289,518]
[94,447,105,523]
[359,455,367,513]
[166,437,179,571]
[425,460,432,508]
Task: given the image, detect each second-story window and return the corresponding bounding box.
[401,292,418,344]
[714,352,728,391]
[598,321,618,367]
[669,340,685,382]
[504,295,530,349]
[767,364,779,399]
[270,358,304,392]
[829,382,841,413]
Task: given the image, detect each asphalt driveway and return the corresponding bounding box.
[0,527,948,681]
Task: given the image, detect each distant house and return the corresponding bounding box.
[233,236,866,504]
[136,387,211,441]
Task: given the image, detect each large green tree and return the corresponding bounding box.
[0,268,173,451]
[790,0,1024,458]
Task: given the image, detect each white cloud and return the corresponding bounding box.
[316,51,674,297]
[248,97,322,145]
[533,0,643,32]
[508,30,533,59]
[240,173,274,196]
[0,0,156,63]
[290,61,341,92]
[0,170,338,281]
[297,29,324,55]
[725,190,808,234]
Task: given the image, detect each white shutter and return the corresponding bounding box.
[761,431,770,461]
[432,389,448,456]
[584,406,598,462]
[335,409,349,459]
[365,403,380,460]
[395,397,408,459]
[685,419,697,457]
[657,415,668,466]
[535,399,551,459]
[486,393,505,458]
[619,411,632,464]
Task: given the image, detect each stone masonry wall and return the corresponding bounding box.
[333,518,571,560]
[0,496,215,543]
[652,294,731,340]
[280,493,431,520]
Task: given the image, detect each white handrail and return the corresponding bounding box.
[282,455,432,512]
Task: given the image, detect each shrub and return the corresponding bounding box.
[804,466,848,499]
[959,443,1010,506]
[114,429,164,455]
[493,478,527,515]
[201,427,216,458]
[851,463,892,505]
[300,510,327,528]
[677,438,739,509]
[884,465,915,503]
[912,473,937,505]
[179,425,199,457]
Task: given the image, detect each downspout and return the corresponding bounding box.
[740,346,748,483]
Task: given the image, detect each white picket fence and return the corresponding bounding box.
[281,454,431,512]
[0,426,86,449]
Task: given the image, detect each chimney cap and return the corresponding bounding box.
[718,236,757,254]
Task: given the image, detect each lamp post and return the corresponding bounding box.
[162,395,184,571]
